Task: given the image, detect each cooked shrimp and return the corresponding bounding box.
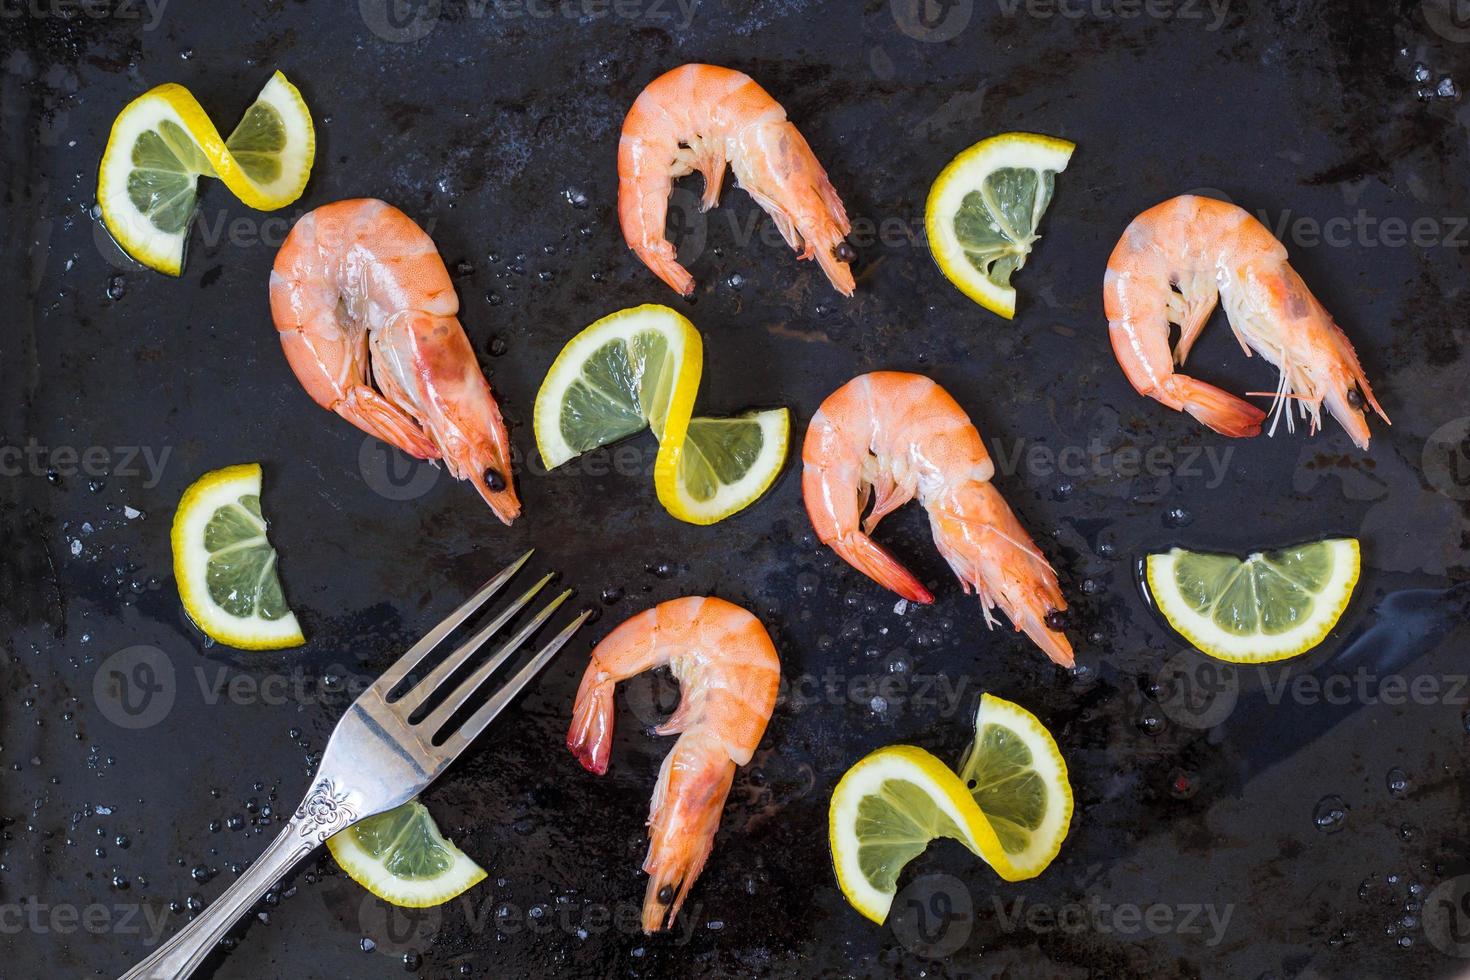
[618,63,856,297]
[269,198,519,522]
[1104,194,1387,448]
[802,372,1072,666]
[567,596,780,932]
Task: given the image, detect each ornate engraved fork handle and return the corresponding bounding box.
[119,779,362,980]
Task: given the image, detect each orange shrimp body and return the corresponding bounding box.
[1105,195,1387,448]
[618,63,855,297]
[802,372,1072,667]
[567,596,780,932]
[269,199,519,522]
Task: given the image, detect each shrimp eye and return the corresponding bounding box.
[1345,387,1364,409]
[833,241,857,264]
[483,467,507,492]
[1044,608,1068,631]
[657,884,676,905]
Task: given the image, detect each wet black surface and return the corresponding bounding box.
[3,1,1470,978]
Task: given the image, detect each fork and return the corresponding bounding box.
[120,551,589,980]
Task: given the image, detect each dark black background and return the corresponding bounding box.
[3,1,1470,977]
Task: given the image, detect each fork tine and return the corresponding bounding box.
[437,608,592,757]
[393,572,556,716]
[418,589,573,735]
[373,550,534,697]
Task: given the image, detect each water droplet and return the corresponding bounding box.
[454,259,475,277]
[1437,77,1458,99]
[1414,62,1431,82]
[1164,506,1192,527]
[360,937,376,953]
[563,188,589,209]
[600,586,624,605]
[487,336,508,357]
[1313,795,1348,833]
[1386,767,1409,798]
[1137,712,1165,735]
[869,695,887,713]
[105,275,126,301]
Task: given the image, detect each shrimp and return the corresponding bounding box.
[269,198,519,522]
[567,596,780,932]
[802,372,1073,667]
[1104,194,1388,449]
[618,63,856,297]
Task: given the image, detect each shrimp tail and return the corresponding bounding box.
[641,736,737,933]
[567,664,616,775]
[1168,375,1266,439]
[635,240,695,297]
[828,532,934,604]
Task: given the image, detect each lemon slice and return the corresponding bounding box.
[97,70,315,275]
[171,463,304,650]
[1145,538,1360,663]
[829,695,1072,924]
[655,409,790,525]
[534,304,702,469]
[327,800,486,908]
[925,132,1075,318]
[535,304,788,524]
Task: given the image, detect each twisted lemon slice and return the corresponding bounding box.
[533,304,788,525]
[97,71,314,274]
[829,694,1072,923]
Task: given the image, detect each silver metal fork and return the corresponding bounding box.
[120,551,588,980]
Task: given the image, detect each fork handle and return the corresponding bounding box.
[119,779,362,980]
